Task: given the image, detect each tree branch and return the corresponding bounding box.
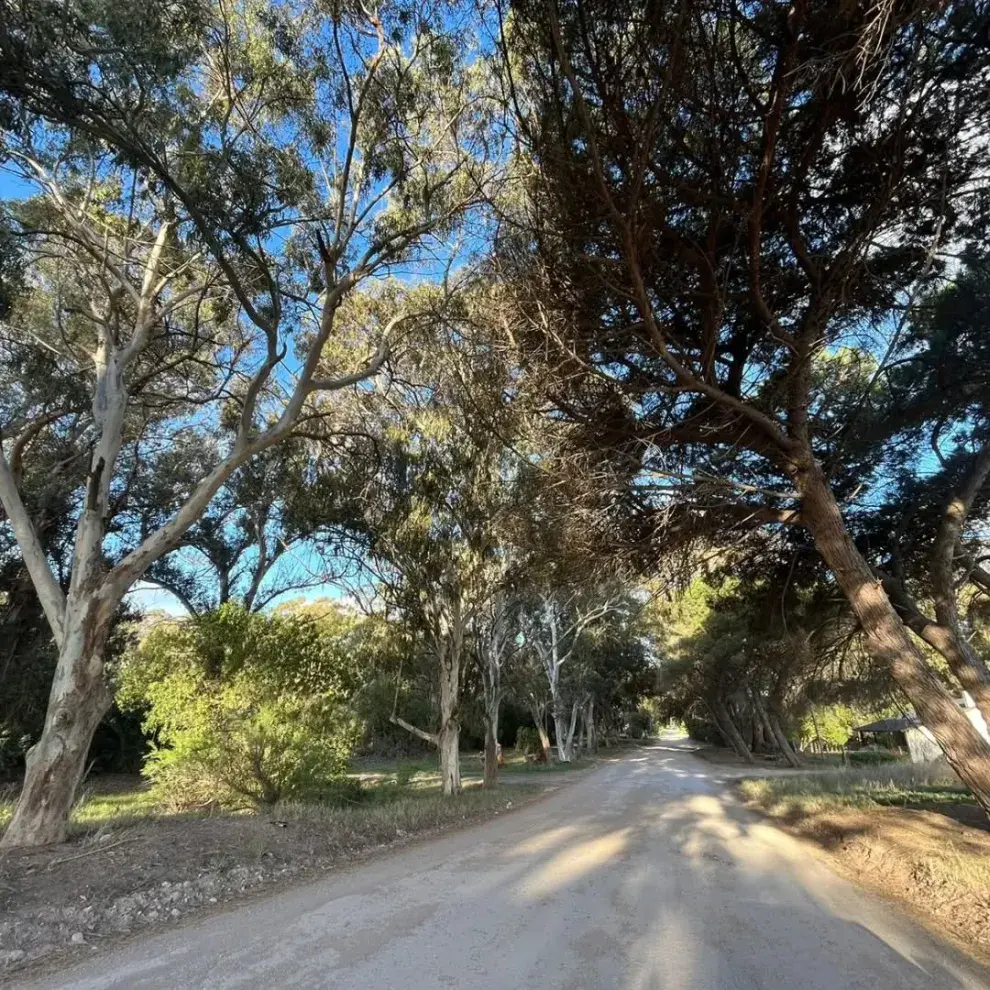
[0,448,66,646]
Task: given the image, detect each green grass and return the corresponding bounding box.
[0,779,199,834]
[349,748,595,787]
[739,761,971,814]
[0,751,557,838]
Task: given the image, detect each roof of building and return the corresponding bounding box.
[854,716,920,733]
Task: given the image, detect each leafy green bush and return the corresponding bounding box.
[118,604,360,808]
[627,710,652,739]
[515,726,542,755]
[848,749,902,766]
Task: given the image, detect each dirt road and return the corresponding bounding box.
[20,742,990,990]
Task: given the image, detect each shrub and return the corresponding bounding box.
[119,604,360,808]
[515,726,542,756]
[627,710,652,739]
[848,749,902,766]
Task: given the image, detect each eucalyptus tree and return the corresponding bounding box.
[472,588,519,787]
[497,0,990,807]
[517,589,620,761]
[305,284,525,794]
[0,0,493,846]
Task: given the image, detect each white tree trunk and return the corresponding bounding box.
[553,705,570,762]
[483,698,500,788]
[437,642,461,795]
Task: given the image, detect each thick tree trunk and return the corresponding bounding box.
[584,697,596,754]
[769,713,801,768]
[1,603,112,848]
[710,696,755,763]
[528,701,552,763]
[881,574,990,725]
[752,714,768,753]
[438,647,461,795]
[554,700,582,762]
[798,461,990,813]
[536,723,552,764]
[751,690,801,767]
[930,440,990,724]
[553,706,569,762]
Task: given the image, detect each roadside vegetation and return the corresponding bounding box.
[4,0,990,974]
[740,762,972,814]
[741,762,990,957]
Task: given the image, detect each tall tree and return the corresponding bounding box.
[306,286,524,793]
[497,0,990,808]
[0,0,491,846]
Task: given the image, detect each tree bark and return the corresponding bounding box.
[553,704,569,762]
[565,699,581,761]
[880,574,990,725]
[483,709,500,789]
[710,695,755,763]
[768,711,801,767]
[1,597,114,848]
[797,460,990,813]
[528,701,552,763]
[437,645,461,795]
[553,698,582,762]
[751,689,801,767]
[584,696,596,754]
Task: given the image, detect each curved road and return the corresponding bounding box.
[22,742,990,990]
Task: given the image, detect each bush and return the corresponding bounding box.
[515,725,542,756]
[627,710,652,739]
[683,712,721,746]
[848,749,902,766]
[118,604,360,808]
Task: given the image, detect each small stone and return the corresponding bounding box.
[170,908,180,918]
[70,932,86,945]
[208,897,217,904]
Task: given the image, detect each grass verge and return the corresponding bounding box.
[738,761,971,813]
[740,762,990,958]
[1,775,546,975]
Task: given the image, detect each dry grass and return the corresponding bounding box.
[741,762,990,955]
[738,759,968,814]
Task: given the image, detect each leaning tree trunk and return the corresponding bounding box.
[710,696,755,764]
[438,646,461,796]
[1,596,114,848]
[536,722,552,764]
[527,701,552,763]
[798,461,990,813]
[751,690,801,768]
[769,712,802,768]
[1,396,124,850]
